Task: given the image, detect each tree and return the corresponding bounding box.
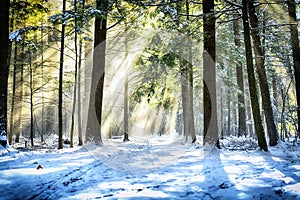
[203,0,220,148]
[248,0,279,146]
[186,0,196,143]
[123,25,129,142]
[85,0,108,144]
[287,0,300,139]
[70,0,79,148]
[58,0,67,149]
[233,9,247,137]
[0,0,10,148]
[241,0,268,151]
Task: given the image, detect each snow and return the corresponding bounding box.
[0,135,299,200]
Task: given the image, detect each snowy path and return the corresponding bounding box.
[0,136,300,200]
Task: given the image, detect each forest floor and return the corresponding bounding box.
[0,135,300,200]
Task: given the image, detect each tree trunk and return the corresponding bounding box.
[15,36,25,143]
[220,87,224,139]
[287,0,300,139]
[203,0,220,148]
[186,0,196,143]
[123,76,129,141]
[0,0,9,148]
[227,86,231,135]
[242,0,268,151]
[123,25,129,142]
[233,10,247,137]
[78,38,83,146]
[180,63,189,141]
[85,0,108,144]
[248,0,279,146]
[77,0,85,146]
[40,20,45,144]
[29,52,34,147]
[70,0,78,148]
[9,44,18,145]
[58,0,66,149]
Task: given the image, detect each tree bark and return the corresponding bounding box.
[70,0,78,148]
[123,25,129,142]
[0,0,10,147]
[248,0,278,146]
[85,0,108,144]
[287,0,300,139]
[186,0,196,143]
[9,44,18,145]
[242,0,268,151]
[29,52,34,147]
[233,10,247,137]
[58,0,66,149]
[203,0,220,148]
[123,76,129,141]
[77,0,85,146]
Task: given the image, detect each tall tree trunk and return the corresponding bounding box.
[227,86,231,135]
[85,0,108,144]
[180,63,189,141]
[78,38,83,146]
[203,0,220,148]
[70,0,78,148]
[77,0,85,146]
[220,87,224,139]
[124,76,129,141]
[0,0,9,147]
[186,0,196,143]
[40,20,45,144]
[29,52,34,147]
[123,25,129,142]
[248,0,279,146]
[15,35,25,143]
[9,44,18,145]
[233,10,247,137]
[176,0,189,141]
[58,0,66,149]
[242,0,268,151]
[287,0,300,139]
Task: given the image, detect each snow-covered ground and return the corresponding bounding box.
[0,135,300,200]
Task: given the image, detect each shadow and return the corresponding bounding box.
[261,151,300,199]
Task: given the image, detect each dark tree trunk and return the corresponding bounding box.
[242,0,268,151]
[40,19,45,144]
[123,76,129,142]
[248,0,279,146]
[203,0,220,148]
[85,0,108,144]
[287,0,300,139]
[0,0,10,147]
[233,11,247,137]
[70,0,78,148]
[186,0,196,143]
[220,87,224,139]
[29,52,34,147]
[58,0,66,149]
[123,26,129,142]
[78,39,83,146]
